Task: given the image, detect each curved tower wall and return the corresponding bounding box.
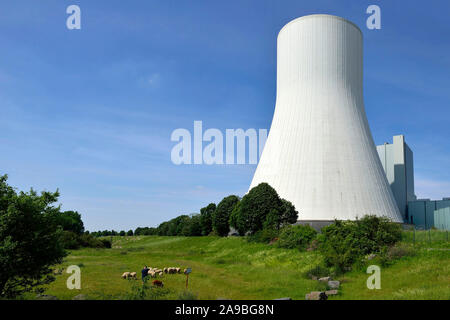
[250,15,403,222]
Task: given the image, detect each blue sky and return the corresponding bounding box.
[1,1,449,231]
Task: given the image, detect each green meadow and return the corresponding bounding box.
[32,235,450,300]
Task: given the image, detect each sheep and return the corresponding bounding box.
[176,267,181,273]
[163,267,168,274]
[121,272,130,279]
[129,272,137,279]
[159,271,164,277]
[152,280,163,287]
[155,269,162,274]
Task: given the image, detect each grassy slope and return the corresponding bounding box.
[36,236,449,300]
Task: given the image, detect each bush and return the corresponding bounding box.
[304,265,332,279]
[61,231,81,249]
[319,216,403,273]
[277,225,317,250]
[100,238,112,248]
[246,228,279,244]
[378,243,416,266]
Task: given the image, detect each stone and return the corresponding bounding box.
[72,294,88,300]
[305,291,327,300]
[328,280,340,289]
[325,290,338,296]
[318,276,331,282]
[35,294,58,300]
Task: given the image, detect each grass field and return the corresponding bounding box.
[31,235,450,300]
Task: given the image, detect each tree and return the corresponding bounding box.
[49,210,84,235]
[181,214,202,236]
[119,230,126,236]
[230,183,283,234]
[0,174,67,298]
[213,196,239,236]
[200,203,216,236]
[280,199,299,227]
[127,230,134,236]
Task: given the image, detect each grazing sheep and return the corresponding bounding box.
[176,267,181,273]
[152,280,163,287]
[121,272,130,279]
[183,268,187,274]
[159,271,163,277]
[163,267,168,274]
[129,272,137,279]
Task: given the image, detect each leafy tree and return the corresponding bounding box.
[127,230,134,236]
[0,174,67,298]
[119,230,126,236]
[280,199,299,227]
[49,210,84,235]
[181,214,202,236]
[213,195,239,236]
[230,183,283,234]
[200,203,216,236]
[157,221,170,236]
[263,208,280,230]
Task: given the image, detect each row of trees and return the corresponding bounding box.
[90,229,135,237]
[132,183,299,238]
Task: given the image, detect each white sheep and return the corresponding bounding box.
[129,272,137,279]
[121,272,130,279]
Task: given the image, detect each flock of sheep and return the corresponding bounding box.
[121,267,184,280]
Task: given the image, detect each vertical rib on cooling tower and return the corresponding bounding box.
[250,14,403,222]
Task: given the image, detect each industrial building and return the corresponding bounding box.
[250,14,403,223]
[250,14,449,229]
[375,135,450,230]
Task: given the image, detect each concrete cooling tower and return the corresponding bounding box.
[250,14,403,222]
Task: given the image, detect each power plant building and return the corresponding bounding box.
[250,15,403,223]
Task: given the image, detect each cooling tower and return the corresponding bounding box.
[250,14,403,222]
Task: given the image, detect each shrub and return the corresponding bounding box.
[304,265,332,279]
[61,231,81,249]
[277,225,317,250]
[100,238,112,248]
[246,228,279,244]
[319,216,403,273]
[378,243,416,266]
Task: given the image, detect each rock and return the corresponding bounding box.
[328,280,340,289]
[367,253,377,260]
[35,294,58,300]
[72,294,88,300]
[318,276,331,282]
[305,291,327,300]
[273,297,292,300]
[325,290,338,296]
